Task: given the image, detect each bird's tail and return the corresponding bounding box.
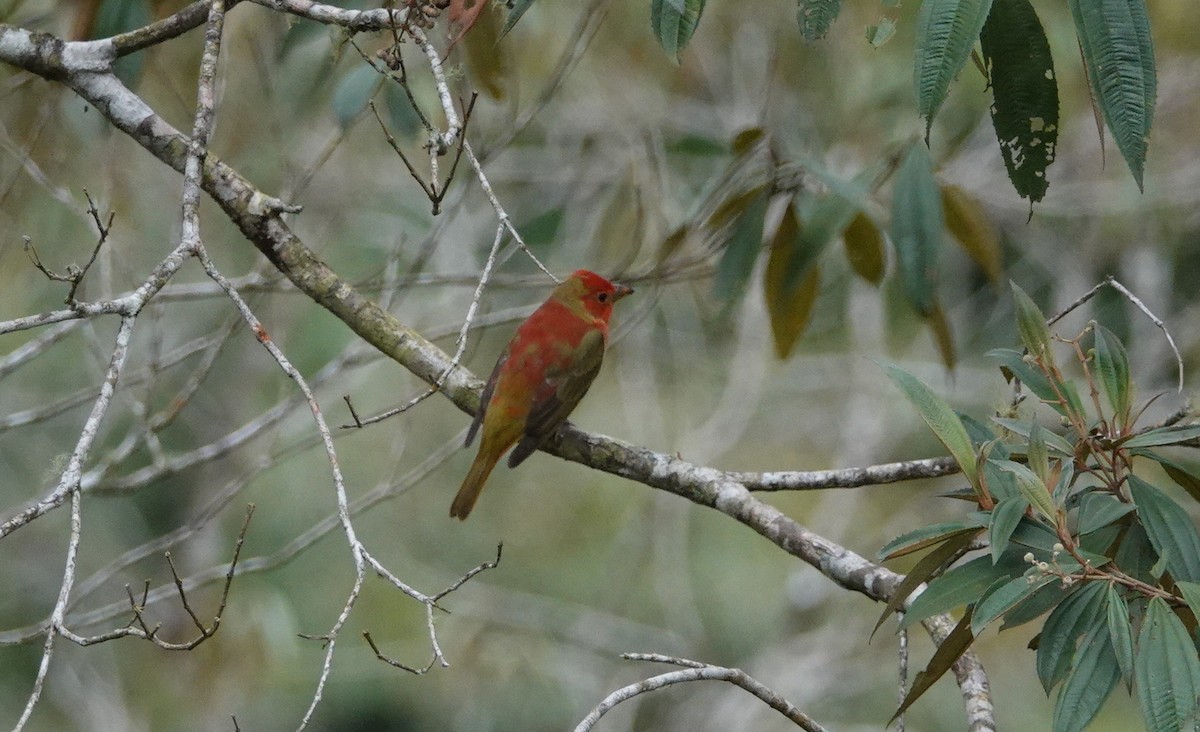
[450,451,500,520]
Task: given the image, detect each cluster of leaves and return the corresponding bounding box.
[503,0,1156,201]
[662,129,997,364]
[879,283,1200,732]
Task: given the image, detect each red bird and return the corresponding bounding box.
[450,270,634,519]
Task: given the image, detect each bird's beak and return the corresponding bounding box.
[612,283,634,301]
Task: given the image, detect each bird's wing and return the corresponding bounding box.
[507,329,605,468]
[465,350,507,448]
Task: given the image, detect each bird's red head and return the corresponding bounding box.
[563,269,634,321]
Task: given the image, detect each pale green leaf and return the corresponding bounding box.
[881,362,978,487]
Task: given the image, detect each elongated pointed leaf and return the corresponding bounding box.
[843,211,885,285]
[1175,581,1200,624]
[1037,581,1107,692]
[1093,325,1132,420]
[881,362,978,487]
[1128,475,1200,583]
[1052,621,1121,732]
[979,0,1059,203]
[991,417,1075,456]
[1076,491,1135,535]
[711,189,769,306]
[764,204,820,359]
[993,459,1057,520]
[1134,449,1200,503]
[972,572,1056,635]
[941,185,1002,283]
[892,143,943,316]
[797,0,842,41]
[874,528,981,637]
[1123,424,1200,449]
[987,348,1084,417]
[914,0,996,139]
[990,496,1030,563]
[1027,421,1050,483]
[1069,0,1156,190]
[1135,597,1200,732]
[651,0,707,61]
[892,610,976,722]
[901,553,1023,630]
[880,518,987,560]
[1104,585,1135,686]
[1010,281,1054,363]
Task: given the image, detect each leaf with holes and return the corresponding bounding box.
[979,0,1058,203]
[797,0,842,41]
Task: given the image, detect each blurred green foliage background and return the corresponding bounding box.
[0,0,1198,729]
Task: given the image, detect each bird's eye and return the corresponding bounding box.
[597,292,609,302]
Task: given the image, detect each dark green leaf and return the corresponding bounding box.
[1037,580,1106,692]
[1104,585,1135,686]
[797,0,842,41]
[1010,281,1054,364]
[914,0,996,139]
[972,572,1056,635]
[1068,0,1156,190]
[1114,522,1158,584]
[711,190,769,306]
[880,518,987,560]
[987,348,1084,417]
[1052,621,1120,732]
[979,0,1059,203]
[901,553,1023,630]
[1076,492,1135,535]
[990,496,1030,563]
[1128,475,1200,583]
[651,0,707,61]
[993,459,1057,520]
[880,362,978,487]
[1133,450,1200,503]
[1135,597,1200,732]
[1092,325,1132,420]
[500,0,536,37]
[1000,580,1071,630]
[892,610,976,723]
[874,528,981,638]
[991,417,1074,455]
[1123,424,1200,449]
[891,142,943,316]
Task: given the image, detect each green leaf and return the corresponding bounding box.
[1128,475,1200,583]
[987,348,1084,418]
[879,518,986,560]
[333,64,382,129]
[500,0,537,37]
[797,0,842,41]
[1052,621,1121,732]
[901,553,1023,630]
[1010,281,1054,363]
[1115,522,1158,584]
[842,211,885,285]
[1068,0,1156,190]
[1000,580,1071,630]
[1135,597,1200,732]
[993,459,1057,520]
[764,204,820,359]
[1037,580,1106,692]
[990,496,1030,563]
[1104,585,1135,686]
[880,362,978,488]
[1027,422,1050,483]
[1123,424,1200,449]
[651,0,707,61]
[866,17,898,47]
[941,185,1002,284]
[711,189,769,306]
[1174,581,1200,624]
[892,610,976,723]
[1076,491,1135,535]
[1092,325,1132,420]
[1134,450,1200,503]
[979,0,1059,204]
[991,417,1075,456]
[873,528,981,638]
[782,189,861,295]
[94,0,152,87]
[891,142,943,316]
[971,572,1056,636]
[914,0,995,139]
